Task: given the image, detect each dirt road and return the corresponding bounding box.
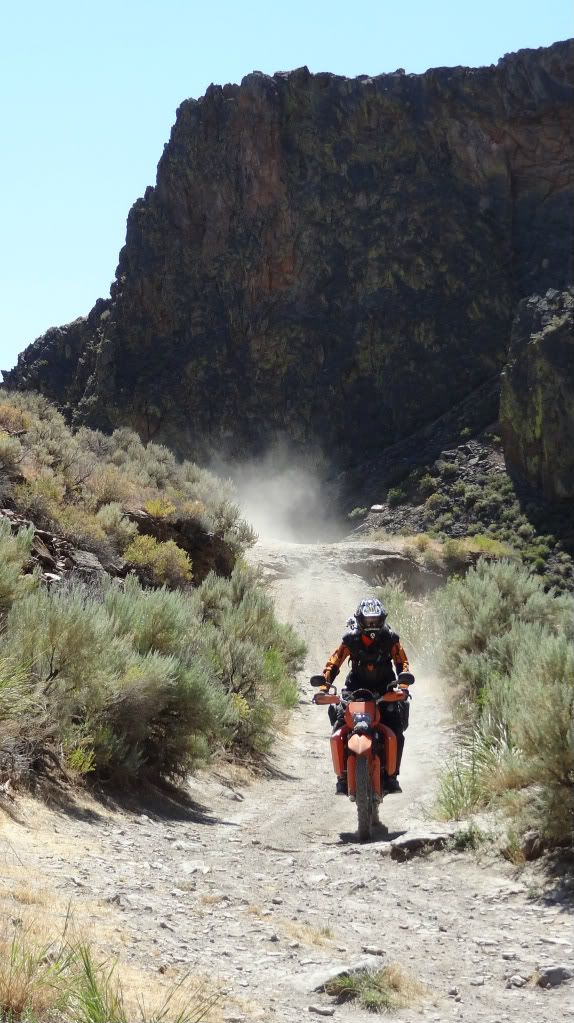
[1,538,572,1021]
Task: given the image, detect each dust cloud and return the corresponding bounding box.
[214,446,347,543]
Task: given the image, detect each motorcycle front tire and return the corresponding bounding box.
[355,756,373,842]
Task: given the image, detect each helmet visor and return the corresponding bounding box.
[361,613,384,631]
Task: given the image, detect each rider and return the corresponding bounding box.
[319,597,414,795]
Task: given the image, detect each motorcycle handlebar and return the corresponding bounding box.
[338,685,409,704]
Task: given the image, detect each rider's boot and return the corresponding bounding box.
[335,774,348,795]
[383,774,402,794]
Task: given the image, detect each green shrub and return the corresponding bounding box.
[0,391,302,785]
[466,534,515,558]
[0,401,30,434]
[442,538,467,567]
[52,504,112,556]
[439,461,458,480]
[325,965,426,1012]
[433,560,574,849]
[474,492,504,517]
[418,474,437,497]
[124,534,193,587]
[197,565,306,755]
[0,432,23,474]
[96,502,137,552]
[387,487,407,507]
[347,506,367,521]
[0,566,304,784]
[143,497,176,518]
[434,512,454,531]
[13,474,65,521]
[425,492,447,511]
[462,484,481,508]
[0,388,255,565]
[376,577,441,671]
[88,464,134,506]
[0,519,36,616]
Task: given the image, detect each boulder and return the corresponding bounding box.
[389,827,456,860]
[537,965,573,988]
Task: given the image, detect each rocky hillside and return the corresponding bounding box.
[4,40,573,467]
[501,287,574,501]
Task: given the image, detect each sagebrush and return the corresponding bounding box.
[433,560,574,851]
[0,522,305,786]
[0,388,255,563]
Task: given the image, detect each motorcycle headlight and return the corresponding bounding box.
[352,712,372,729]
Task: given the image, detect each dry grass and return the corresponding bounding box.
[0,916,223,1023]
[7,883,52,907]
[0,931,63,1022]
[364,527,397,544]
[200,893,226,906]
[325,963,428,1013]
[284,921,335,946]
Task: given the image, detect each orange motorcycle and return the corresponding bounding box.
[311,677,412,841]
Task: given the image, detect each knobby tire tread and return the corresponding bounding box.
[356,756,372,842]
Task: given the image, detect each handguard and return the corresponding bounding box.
[382,684,410,703]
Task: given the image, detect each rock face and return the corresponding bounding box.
[501,288,574,500]
[4,41,574,463]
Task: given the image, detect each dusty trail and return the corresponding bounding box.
[1,538,572,1022]
[241,538,448,845]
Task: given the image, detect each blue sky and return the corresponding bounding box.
[1,0,572,372]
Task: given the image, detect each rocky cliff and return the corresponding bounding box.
[4,40,573,464]
[501,287,574,500]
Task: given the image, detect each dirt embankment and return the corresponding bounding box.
[1,538,572,1022]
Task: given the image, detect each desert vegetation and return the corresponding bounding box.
[324,964,427,1013]
[0,518,304,786]
[382,562,574,855]
[0,390,305,789]
[365,434,574,592]
[435,561,574,853]
[0,389,255,570]
[0,920,220,1022]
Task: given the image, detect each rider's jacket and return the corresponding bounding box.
[322,626,409,693]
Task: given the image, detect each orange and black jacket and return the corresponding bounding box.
[322,626,410,693]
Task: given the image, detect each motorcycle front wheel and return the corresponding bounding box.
[355,756,373,842]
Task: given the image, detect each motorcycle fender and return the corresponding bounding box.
[330,730,346,777]
[347,734,372,757]
[379,724,398,776]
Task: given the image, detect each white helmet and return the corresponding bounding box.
[355,597,387,634]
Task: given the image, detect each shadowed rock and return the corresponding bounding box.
[501,287,574,501]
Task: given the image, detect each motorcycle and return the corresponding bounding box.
[310,676,413,842]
